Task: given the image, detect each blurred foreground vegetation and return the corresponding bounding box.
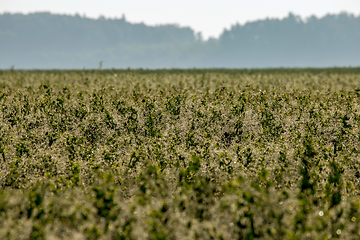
[1,69,360,239]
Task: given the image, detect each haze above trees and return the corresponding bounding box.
[1,12,359,69]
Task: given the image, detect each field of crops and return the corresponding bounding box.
[1,68,360,239]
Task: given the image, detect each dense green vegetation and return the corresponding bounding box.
[1,12,360,68]
[1,69,360,239]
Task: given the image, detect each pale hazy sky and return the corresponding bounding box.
[1,0,360,39]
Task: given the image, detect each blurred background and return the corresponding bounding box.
[1,0,360,69]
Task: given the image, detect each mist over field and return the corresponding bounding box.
[2,4,360,238]
[1,11,360,69]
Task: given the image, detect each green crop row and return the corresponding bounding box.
[1,69,360,239]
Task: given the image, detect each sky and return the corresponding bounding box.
[1,0,360,39]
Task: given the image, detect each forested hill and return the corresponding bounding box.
[1,12,359,69]
[0,12,197,55]
[218,13,360,67]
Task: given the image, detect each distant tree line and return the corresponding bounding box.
[0,12,359,69]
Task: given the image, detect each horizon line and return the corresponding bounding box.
[1,10,359,40]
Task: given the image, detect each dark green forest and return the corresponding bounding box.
[1,12,360,69]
